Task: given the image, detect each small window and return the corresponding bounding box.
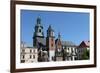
[30,50,32,53]
[67,48,69,50]
[33,50,35,53]
[30,55,32,59]
[22,49,25,52]
[33,55,35,58]
[51,44,53,47]
[22,55,24,59]
[21,60,25,63]
[39,29,41,32]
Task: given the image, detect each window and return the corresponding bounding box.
[71,48,74,53]
[39,29,41,32]
[33,55,35,58]
[22,55,24,59]
[30,50,32,53]
[33,50,35,53]
[30,55,32,59]
[22,49,25,52]
[67,48,69,50]
[21,60,25,63]
[51,44,53,47]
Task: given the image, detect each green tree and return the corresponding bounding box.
[82,49,90,60]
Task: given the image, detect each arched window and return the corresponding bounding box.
[39,29,41,32]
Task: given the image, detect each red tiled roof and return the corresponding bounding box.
[84,41,90,47]
[78,41,90,48]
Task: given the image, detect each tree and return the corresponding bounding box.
[82,49,90,60]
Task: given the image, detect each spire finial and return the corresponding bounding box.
[37,15,41,24]
[58,32,61,39]
[49,25,51,29]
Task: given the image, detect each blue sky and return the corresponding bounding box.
[21,10,90,46]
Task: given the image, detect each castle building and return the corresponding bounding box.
[62,41,77,61]
[33,17,78,62]
[20,42,38,63]
[77,41,90,60]
[21,16,79,63]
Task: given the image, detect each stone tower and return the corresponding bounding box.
[55,33,63,61]
[46,25,55,61]
[33,16,44,47]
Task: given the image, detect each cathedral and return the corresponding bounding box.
[20,16,90,63]
[33,16,77,62]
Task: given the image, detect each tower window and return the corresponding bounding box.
[39,29,41,32]
[51,44,53,47]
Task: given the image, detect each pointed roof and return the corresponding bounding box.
[84,41,90,47]
[55,33,61,44]
[36,16,41,24]
[58,32,61,39]
[47,25,54,31]
[78,41,90,48]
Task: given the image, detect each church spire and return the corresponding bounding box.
[33,16,44,38]
[58,32,61,39]
[47,25,54,37]
[33,16,44,47]
[36,16,41,24]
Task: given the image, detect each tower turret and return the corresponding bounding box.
[55,32,62,50]
[33,16,44,47]
[34,16,44,37]
[46,25,55,61]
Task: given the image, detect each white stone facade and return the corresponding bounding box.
[49,50,55,61]
[63,46,77,61]
[20,47,38,63]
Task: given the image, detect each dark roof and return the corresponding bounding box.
[61,41,76,47]
[78,41,90,48]
[36,37,46,46]
[47,25,54,32]
[55,39,61,44]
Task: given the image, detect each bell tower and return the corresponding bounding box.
[56,32,62,50]
[46,25,55,61]
[33,16,44,47]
